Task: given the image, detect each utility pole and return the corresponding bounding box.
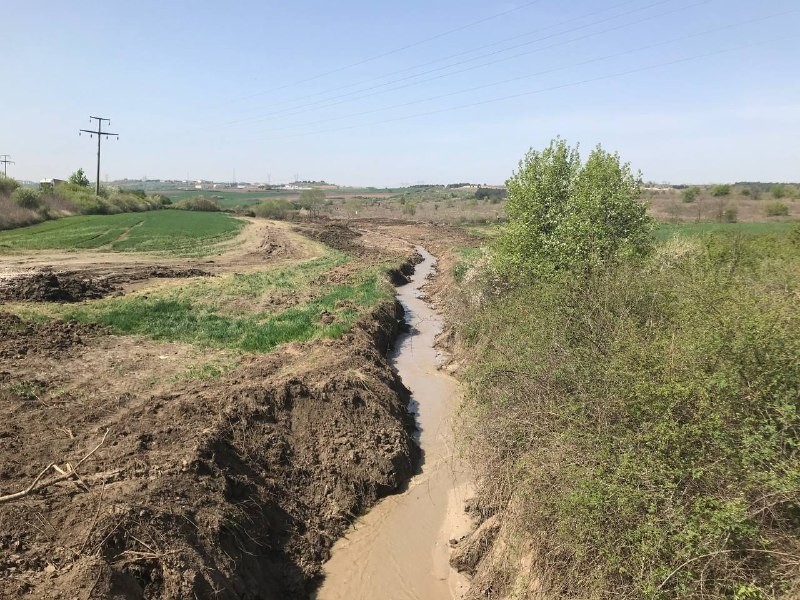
[79,116,119,195]
[0,155,14,178]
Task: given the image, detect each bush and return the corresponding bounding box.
[711,184,731,197]
[766,202,789,217]
[253,199,294,220]
[12,187,42,210]
[0,176,20,196]
[722,207,738,222]
[175,196,221,212]
[68,168,91,188]
[459,230,800,599]
[492,138,652,281]
[54,183,114,215]
[771,184,787,199]
[681,186,700,203]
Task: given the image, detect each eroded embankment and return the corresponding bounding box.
[0,266,424,598]
[0,303,418,599]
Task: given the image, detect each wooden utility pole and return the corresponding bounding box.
[79,116,118,195]
[0,155,14,178]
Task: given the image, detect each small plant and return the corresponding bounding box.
[0,176,20,196]
[12,187,42,210]
[68,168,91,188]
[682,186,700,203]
[722,207,738,222]
[711,184,731,197]
[765,202,789,217]
[175,196,221,212]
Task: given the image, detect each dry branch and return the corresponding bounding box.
[0,428,110,504]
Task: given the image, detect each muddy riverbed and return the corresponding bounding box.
[317,246,472,600]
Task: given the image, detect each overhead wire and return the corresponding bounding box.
[233,34,798,144]
[240,9,798,138]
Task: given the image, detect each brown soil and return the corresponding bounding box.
[0,218,476,600]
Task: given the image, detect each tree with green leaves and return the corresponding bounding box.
[493,138,652,280]
[68,168,90,188]
[298,189,326,217]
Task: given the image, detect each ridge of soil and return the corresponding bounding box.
[0,268,214,303]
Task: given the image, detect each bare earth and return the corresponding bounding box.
[0,217,480,600]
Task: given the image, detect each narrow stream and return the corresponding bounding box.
[316,247,472,600]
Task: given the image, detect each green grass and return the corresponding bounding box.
[0,210,245,256]
[63,265,391,352]
[7,249,395,353]
[655,221,798,241]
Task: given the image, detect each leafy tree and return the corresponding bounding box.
[681,186,700,203]
[298,189,326,216]
[68,168,90,187]
[493,138,652,280]
[711,184,731,197]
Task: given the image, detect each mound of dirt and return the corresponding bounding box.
[134,266,213,280]
[0,312,101,359]
[0,301,419,600]
[293,221,364,252]
[0,271,114,302]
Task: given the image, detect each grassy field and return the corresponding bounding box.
[655,221,797,240]
[11,248,395,353]
[0,210,245,256]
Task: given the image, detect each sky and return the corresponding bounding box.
[2,0,799,186]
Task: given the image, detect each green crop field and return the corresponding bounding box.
[654,221,797,240]
[0,210,245,256]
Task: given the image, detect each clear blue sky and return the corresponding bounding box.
[2,0,798,186]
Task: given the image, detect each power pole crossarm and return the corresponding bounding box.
[0,155,14,178]
[79,116,119,195]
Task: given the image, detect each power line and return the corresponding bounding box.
[227,0,644,119]
[0,155,14,178]
[79,116,119,196]
[241,35,797,144]
[244,8,795,138]
[225,0,668,125]
[216,0,545,108]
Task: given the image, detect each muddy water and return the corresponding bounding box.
[316,247,472,600]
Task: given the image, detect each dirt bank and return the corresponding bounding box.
[0,219,480,599]
[0,298,421,599]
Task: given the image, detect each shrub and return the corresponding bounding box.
[12,187,42,210]
[722,207,738,222]
[0,176,20,196]
[681,186,700,203]
[711,184,731,197]
[771,184,787,199]
[0,196,42,230]
[68,168,91,188]
[765,202,789,217]
[459,230,800,599]
[175,196,221,212]
[54,183,114,215]
[253,199,294,220]
[493,138,652,281]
